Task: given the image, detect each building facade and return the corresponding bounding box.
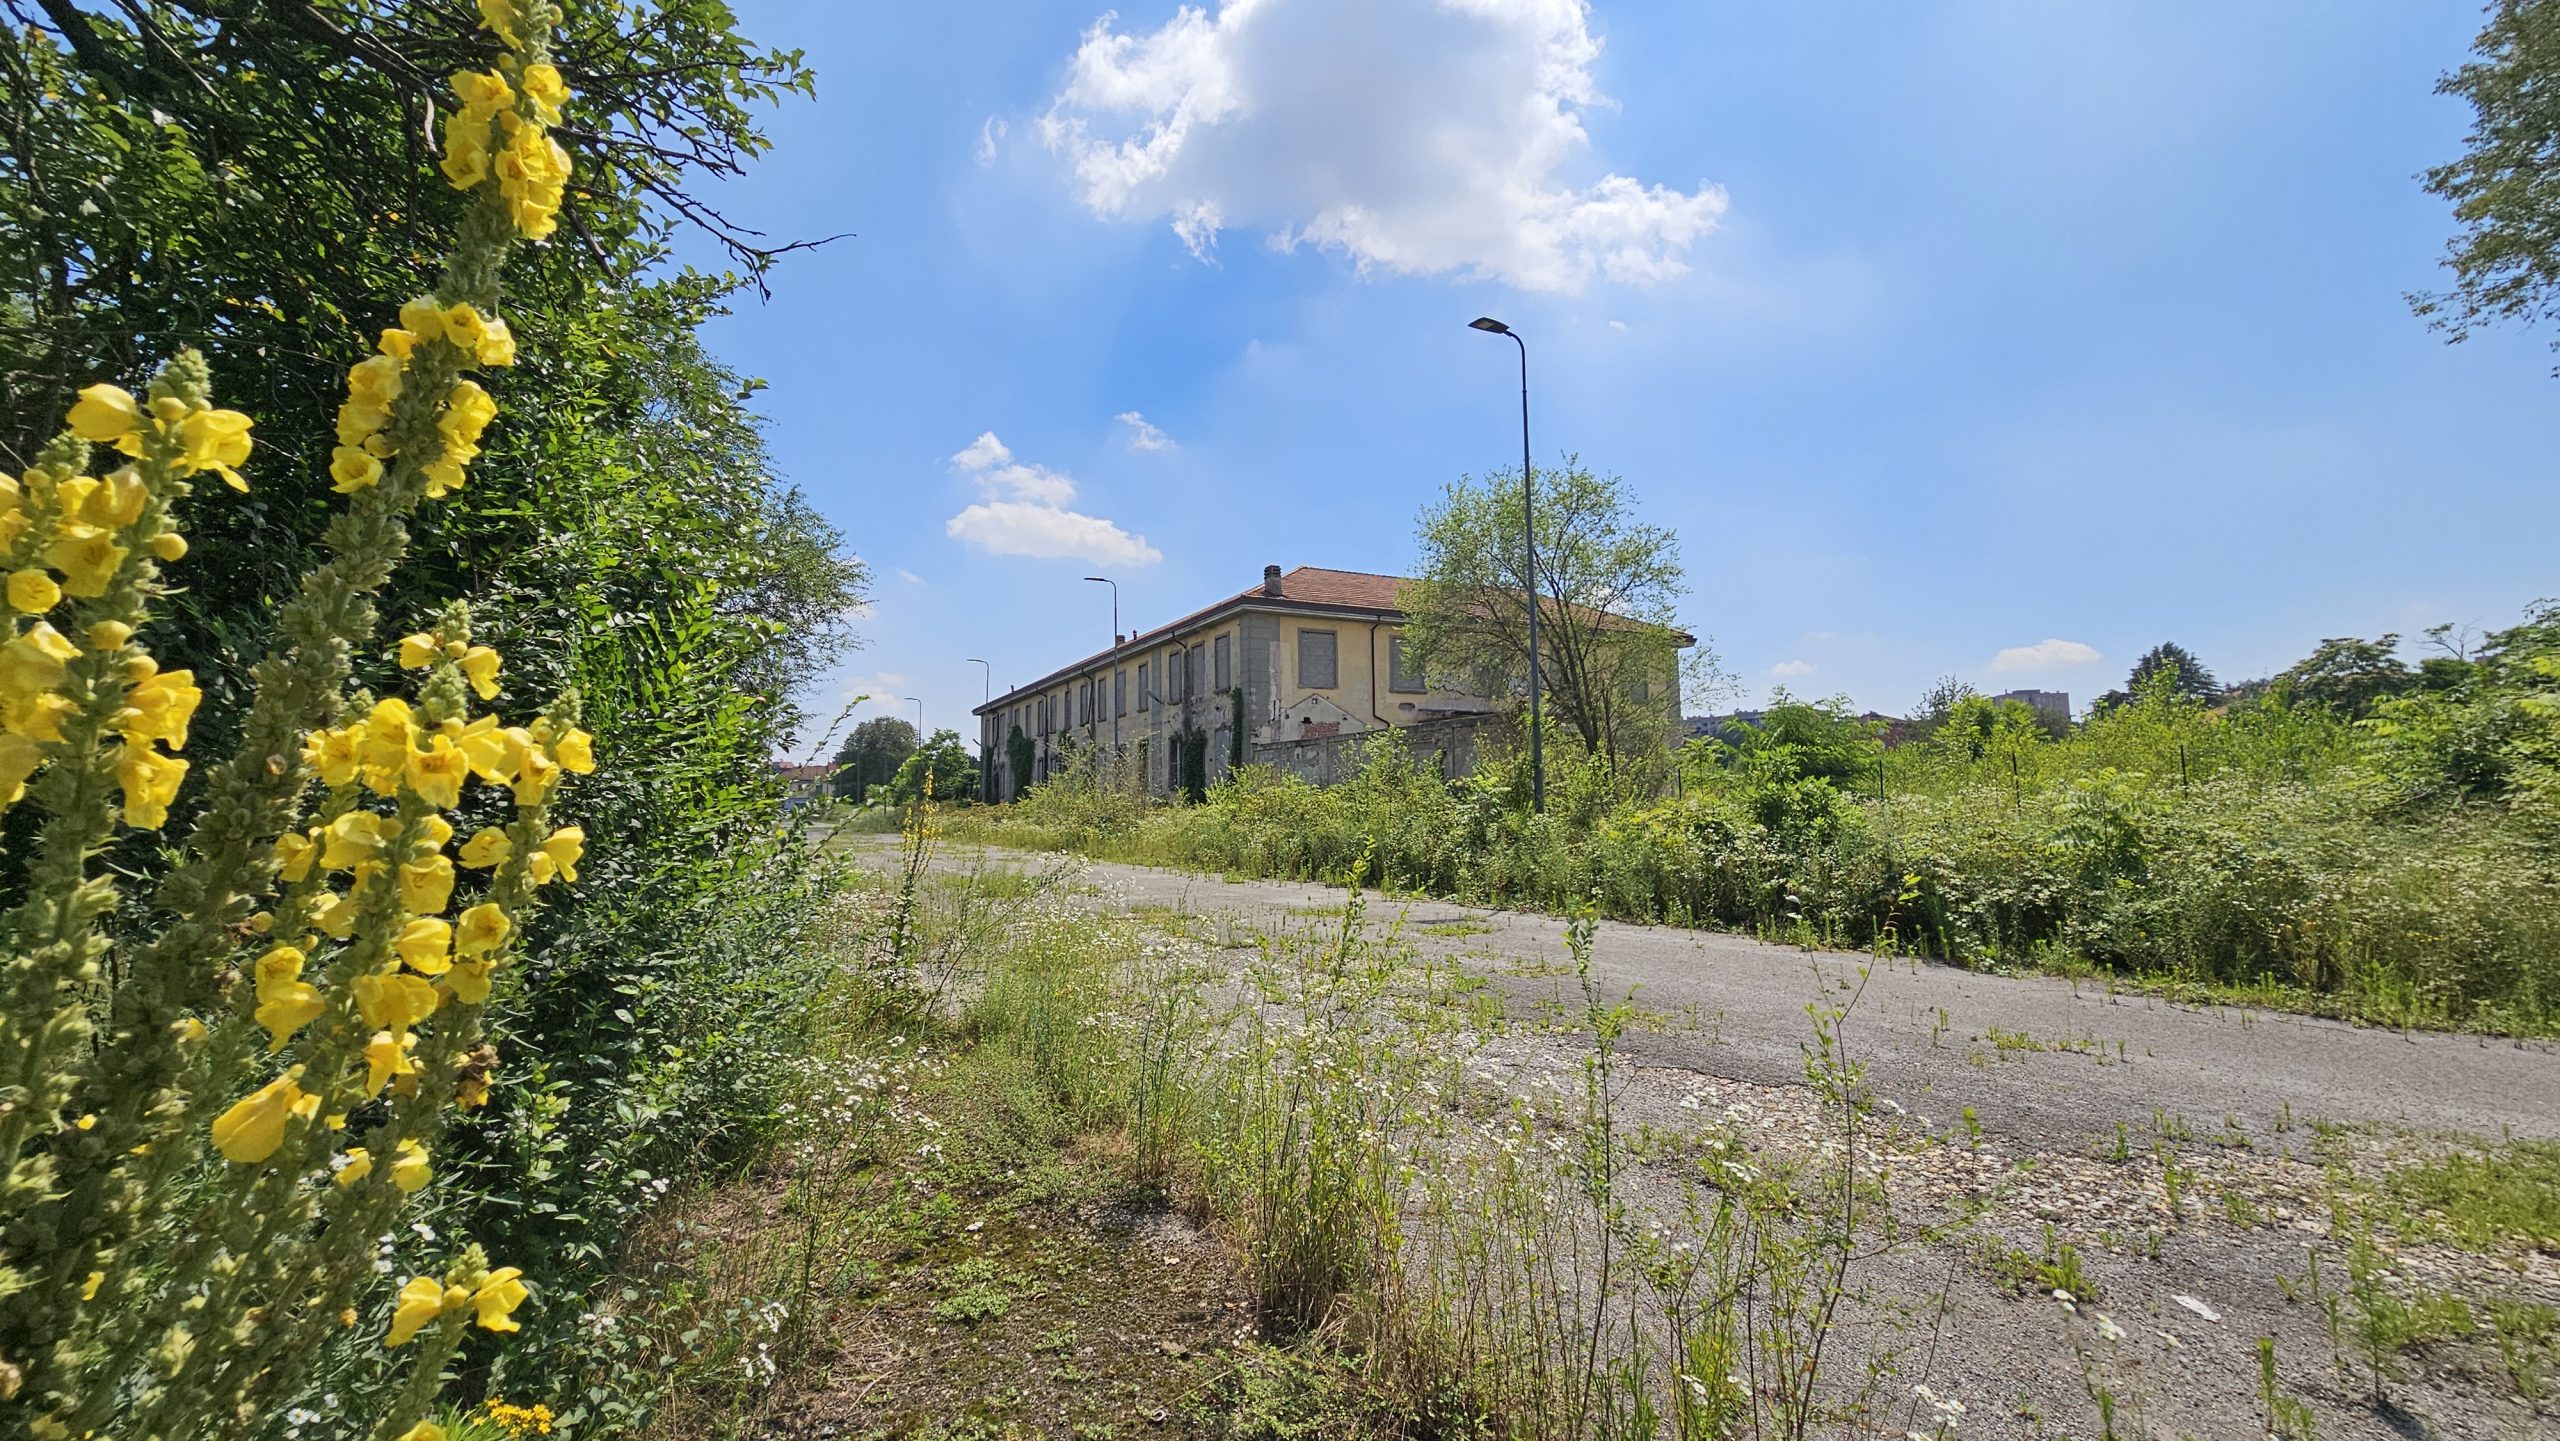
[975,565,1530,801]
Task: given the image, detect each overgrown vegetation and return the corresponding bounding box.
[945,600,2560,1033]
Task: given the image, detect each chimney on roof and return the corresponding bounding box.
[1262,564,1283,597]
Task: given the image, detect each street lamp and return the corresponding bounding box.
[1084,575,1121,755]
[966,658,992,802]
[904,696,923,737]
[1468,316,1544,814]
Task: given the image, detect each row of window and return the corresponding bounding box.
[1008,627,1435,740]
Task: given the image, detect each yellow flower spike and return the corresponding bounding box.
[0,732,41,804]
[439,380,497,454]
[149,532,187,562]
[552,727,596,774]
[397,633,440,669]
[440,118,492,190]
[539,825,584,883]
[406,737,468,810]
[472,1266,528,1333]
[455,902,510,957]
[396,918,454,975]
[44,523,127,598]
[458,826,512,869]
[67,384,142,444]
[308,727,363,789]
[320,811,390,869]
[7,569,60,614]
[116,742,187,829]
[252,943,306,994]
[337,400,388,447]
[210,1069,318,1164]
[363,1030,419,1096]
[253,982,325,1054]
[176,408,254,490]
[390,1138,432,1194]
[460,645,501,700]
[329,445,385,494]
[334,1147,373,1187]
[476,316,518,368]
[384,1275,448,1347]
[399,854,456,915]
[444,959,495,1005]
[118,667,202,749]
[352,971,439,1032]
[347,354,404,410]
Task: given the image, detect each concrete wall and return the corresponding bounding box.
[1249,712,1498,788]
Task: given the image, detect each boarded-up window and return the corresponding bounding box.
[1137,663,1150,711]
[1168,648,1186,703]
[1298,629,1338,689]
[1213,634,1232,692]
[1114,668,1126,717]
[1078,681,1091,725]
[1388,636,1425,693]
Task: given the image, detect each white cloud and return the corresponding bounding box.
[1987,638,2102,672]
[1037,0,1727,294]
[976,116,1008,165]
[945,431,1162,567]
[1117,410,1175,451]
[894,568,925,585]
[1607,319,1628,332]
[1769,659,1814,678]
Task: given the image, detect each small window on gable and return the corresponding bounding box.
[1137,663,1150,711]
[1213,634,1232,692]
[1298,629,1338,690]
[1388,636,1425,694]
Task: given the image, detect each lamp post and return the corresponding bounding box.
[1084,575,1120,755]
[967,657,991,802]
[1468,316,1544,814]
[904,696,923,738]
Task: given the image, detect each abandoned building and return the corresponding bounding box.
[974,564,1687,802]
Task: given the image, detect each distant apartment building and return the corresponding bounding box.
[1992,689,2072,728]
[975,564,1684,801]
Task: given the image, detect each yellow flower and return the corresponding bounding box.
[417,813,455,852]
[353,971,440,1033]
[348,354,404,410]
[364,1029,419,1096]
[440,115,492,189]
[317,890,362,940]
[445,958,495,1005]
[455,902,510,957]
[0,732,42,805]
[396,917,453,975]
[473,1266,529,1333]
[338,399,388,447]
[1,619,78,701]
[253,944,307,993]
[475,0,520,46]
[358,698,416,793]
[395,1423,447,1441]
[7,569,59,614]
[253,981,325,1053]
[399,296,449,341]
[45,523,127,598]
[84,468,147,527]
[476,316,518,368]
[460,645,501,700]
[397,633,440,668]
[334,1146,373,1187]
[211,1070,317,1163]
[552,727,596,774]
[384,1275,451,1347]
[149,531,187,562]
[118,666,202,749]
[176,407,254,490]
[306,727,362,790]
[510,745,559,805]
[539,825,585,884]
[458,826,512,869]
[330,445,384,494]
[451,67,514,113]
[439,379,498,458]
[117,742,187,829]
[456,719,528,783]
[391,1138,432,1194]
[321,810,392,870]
[66,384,141,445]
[527,852,555,887]
[81,1271,103,1302]
[400,854,456,915]
[406,737,469,810]
[440,302,491,356]
[422,459,469,499]
[378,327,418,360]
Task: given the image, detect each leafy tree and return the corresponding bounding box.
[1402,459,1712,767]
[833,716,919,802]
[2103,643,2219,710]
[2277,635,2417,718]
[885,728,978,805]
[2414,0,2560,370]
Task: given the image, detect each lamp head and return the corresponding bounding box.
[1468,317,1511,335]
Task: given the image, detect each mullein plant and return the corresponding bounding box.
[0,3,585,1437]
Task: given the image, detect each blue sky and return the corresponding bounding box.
[677,1,2557,757]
